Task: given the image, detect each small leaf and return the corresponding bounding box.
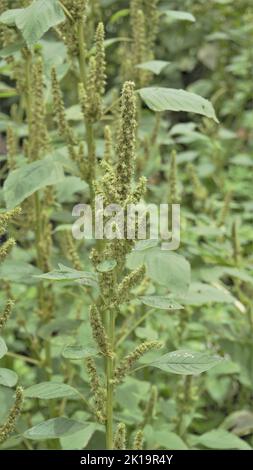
[24,382,78,399]
[0,368,18,387]
[138,87,218,122]
[139,296,183,310]
[0,337,7,359]
[96,260,117,273]
[150,349,223,375]
[195,429,251,450]
[136,60,170,75]
[23,418,87,440]
[62,344,98,360]
[3,157,64,209]
[162,10,196,23]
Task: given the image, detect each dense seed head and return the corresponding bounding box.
[114,341,163,385]
[133,430,144,450]
[113,423,127,450]
[0,386,23,444]
[95,22,106,97]
[116,81,137,202]
[51,67,76,146]
[90,305,112,357]
[0,299,15,333]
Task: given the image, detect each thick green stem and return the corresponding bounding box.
[106,310,115,449]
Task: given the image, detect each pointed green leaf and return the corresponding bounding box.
[162,10,196,22]
[139,296,184,310]
[138,87,218,122]
[150,350,223,375]
[62,344,98,360]
[24,382,78,399]
[23,418,87,440]
[136,60,170,75]
[36,266,98,287]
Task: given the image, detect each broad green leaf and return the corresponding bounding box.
[195,429,251,450]
[0,337,7,359]
[36,266,97,287]
[144,424,188,450]
[0,0,65,47]
[0,260,42,284]
[138,87,218,122]
[139,296,183,310]
[162,10,196,22]
[0,40,25,57]
[0,9,22,26]
[0,368,17,387]
[62,344,98,360]
[181,282,235,305]
[38,319,82,341]
[23,418,87,440]
[127,248,191,295]
[96,260,117,273]
[3,157,64,209]
[60,423,100,450]
[136,60,170,75]
[24,382,78,399]
[150,349,223,375]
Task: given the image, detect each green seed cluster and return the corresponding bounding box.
[113,423,127,450]
[113,341,162,385]
[133,430,144,450]
[85,357,106,424]
[0,387,23,444]
[0,299,14,333]
[90,305,112,357]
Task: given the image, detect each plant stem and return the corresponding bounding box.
[78,18,96,199]
[86,122,96,200]
[58,1,74,22]
[78,20,87,86]
[106,309,115,449]
[6,351,40,365]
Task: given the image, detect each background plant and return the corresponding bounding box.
[0,0,252,451]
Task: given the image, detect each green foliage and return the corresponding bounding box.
[0,0,65,47]
[0,0,252,452]
[139,87,218,121]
